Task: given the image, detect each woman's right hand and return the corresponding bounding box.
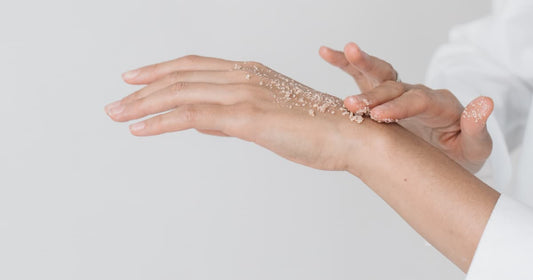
[320,42,494,173]
[347,81,494,173]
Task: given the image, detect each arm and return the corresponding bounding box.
[105,55,500,272]
[348,122,499,272]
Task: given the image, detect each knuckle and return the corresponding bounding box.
[231,69,249,79]
[382,80,396,87]
[181,55,200,63]
[171,81,189,92]
[247,61,265,69]
[413,83,430,91]
[150,62,162,73]
[181,105,198,123]
[120,95,134,104]
[135,98,152,114]
[409,88,427,99]
[407,88,431,107]
[168,71,184,82]
[233,83,262,99]
[386,62,395,72]
[437,89,454,98]
[228,103,259,133]
[235,102,258,115]
[239,83,260,93]
[383,80,404,92]
[151,115,164,128]
[439,88,452,94]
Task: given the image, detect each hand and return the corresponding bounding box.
[319,42,398,92]
[105,55,382,172]
[320,42,493,173]
[344,81,494,173]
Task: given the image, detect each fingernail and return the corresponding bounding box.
[105,100,121,112]
[358,96,370,106]
[130,122,145,132]
[122,69,140,80]
[370,105,387,119]
[345,96,358,106]
[107,104,125,116]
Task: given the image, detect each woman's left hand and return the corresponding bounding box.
[105,55,382,172]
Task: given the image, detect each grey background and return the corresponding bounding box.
[0,0,489,279]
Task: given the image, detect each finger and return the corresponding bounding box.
[343,42,397,83]
[319,45,374,89]
[460,96,494,165]
[128,104,239,136]
[319,46,357,73]
[122,55,237,85]
[369,86,431,122]
[344,81,406,114]
[118,70,260,105]
[106,82,260,122]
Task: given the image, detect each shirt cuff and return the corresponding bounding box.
[466,194,533,279]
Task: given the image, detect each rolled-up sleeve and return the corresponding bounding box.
[466,194,533,279]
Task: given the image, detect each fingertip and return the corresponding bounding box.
[318,45,329,59]
[462,96,493,134]
[344,96,358,111]
[129,122,147,136]
[369,106,385,121]
[319,45,339,63]
[482,96,494,115]
[123,68,140,80]
[369,104,399,123]
[464,96,493,121]
[344,42,361,57]
[344,95,372,115]
[460,97,493,163]
[344,42,369,68]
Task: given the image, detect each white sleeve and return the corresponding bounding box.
[425,0,533,189]
[465,194,533,279]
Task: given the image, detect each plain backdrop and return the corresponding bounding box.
[0,1,489,279]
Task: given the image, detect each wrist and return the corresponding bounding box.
[340,119,401,178]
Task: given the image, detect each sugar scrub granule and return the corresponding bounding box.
[462,97,490,123]
[349,112,364,124]
[463,109,482,123]
[356,106,370,115]
[233,62,365,123]
[245,73,251,80]
[381,118,399,123]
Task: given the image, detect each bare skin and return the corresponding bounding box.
[105,55,499,272]
[320,42,494,173]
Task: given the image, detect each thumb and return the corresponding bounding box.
[460,96,494,169]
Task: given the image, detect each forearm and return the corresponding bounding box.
[347,123,500,272]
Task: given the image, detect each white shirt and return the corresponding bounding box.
[426,0,533,278]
